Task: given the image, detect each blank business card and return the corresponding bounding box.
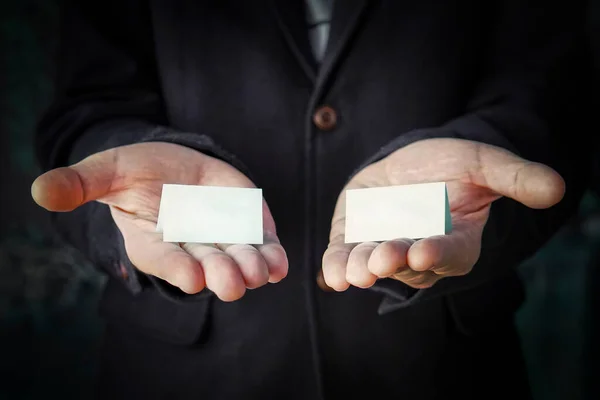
[344,182,452,243]
[156,184,263,245]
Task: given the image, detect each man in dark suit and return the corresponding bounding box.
[31,1,592,399]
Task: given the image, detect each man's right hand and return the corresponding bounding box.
[31,142,288,301]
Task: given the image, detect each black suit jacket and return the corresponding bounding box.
[36,1,593,399]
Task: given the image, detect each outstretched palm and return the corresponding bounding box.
[322,138,564,290]
[32,142,288,301]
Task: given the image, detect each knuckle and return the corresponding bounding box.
[233,247,264,267]
[210,252,235,267]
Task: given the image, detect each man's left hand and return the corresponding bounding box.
[321,138,565,291]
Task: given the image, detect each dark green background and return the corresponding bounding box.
[1,1,598,399]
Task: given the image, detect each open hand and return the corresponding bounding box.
[321,138,564,291]
[31,142,288,301]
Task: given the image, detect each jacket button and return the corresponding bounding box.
[313,105,337,131]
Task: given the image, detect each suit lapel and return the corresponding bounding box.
[314,0,369,95]
[271,0,318,83]
[271,0,370,90]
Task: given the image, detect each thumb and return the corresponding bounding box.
[31,149,117,212]
[475,144,565,209]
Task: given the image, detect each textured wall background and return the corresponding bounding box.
[0,1,598,399]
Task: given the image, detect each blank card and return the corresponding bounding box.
[344,182,452,243]
[156,184,263,244]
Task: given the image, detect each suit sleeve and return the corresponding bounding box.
[35,1,250,301]
[361,1,595,314]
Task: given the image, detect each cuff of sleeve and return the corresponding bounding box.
[69,119,254,181]
[137,128,254,182]
[351,117,518,180]
[361,119,518,313]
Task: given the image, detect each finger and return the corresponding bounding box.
[474,143,565,209]
[323,193,353,291]
[256,242,288,283]
[257,201,289,283]
[407,224,481,277]
[111,209,206,294]
[31,148,119,211]
[183,243,246,301]
[346,242,379,288]
[367,239,414,277]
[322,236,354,292]
[221,244,269,289]
[391,269,440,289]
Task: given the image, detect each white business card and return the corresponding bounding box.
[156,184,263,245]
[344,182,451,243]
